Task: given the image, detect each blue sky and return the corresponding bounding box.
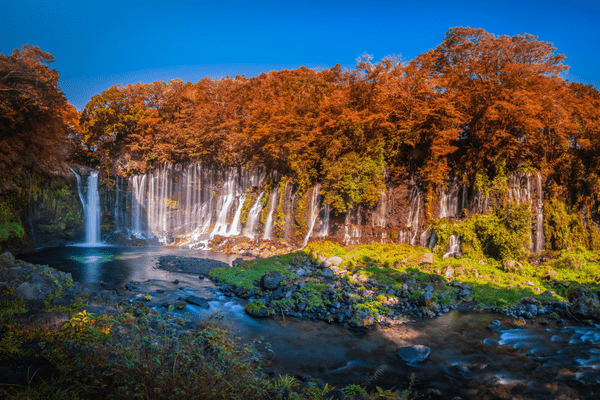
[2,0,599,109]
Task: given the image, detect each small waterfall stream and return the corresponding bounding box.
[72,169,102,245]
[263,189,279,240]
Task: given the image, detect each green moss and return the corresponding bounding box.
[209,253,299,290]
[0,222,25,241]
[239,190,255,225]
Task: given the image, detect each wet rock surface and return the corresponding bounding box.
[157,255,229,275]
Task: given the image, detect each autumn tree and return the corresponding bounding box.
[0,44,78,177]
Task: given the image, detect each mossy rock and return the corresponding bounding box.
[245,300,274,318]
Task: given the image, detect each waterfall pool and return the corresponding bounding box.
[18,246,600,399]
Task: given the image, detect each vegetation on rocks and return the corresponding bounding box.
[211,240,600,321]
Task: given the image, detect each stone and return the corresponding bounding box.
[260,272,282,290]
[457,289,472,299]
[296,268,306,276]
[321,268,335,278]
[571,296,600,319]
[327,256,343,266]
[442,266,455,280]
[13,311,70,331]
[92,290,119,304]
[0,252,16,268]
[185,296,210,309]
[13,281,53,301]
[419,291,434,307]
[320,260,332,269]
[419,253,434,264]
[397,345,431,363]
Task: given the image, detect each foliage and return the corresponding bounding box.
[209,253,299,290]
[543,198,590,251]
[0,44,78,176]
[0,299,28,320]
[433,202,532,261]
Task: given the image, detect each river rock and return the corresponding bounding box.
[13,281,54,301]
[0,252,16,268]
[185,296,210,308]
[442,266,454,280]
[419,253,434,264]
[322,268,334,278]
[91,290,119,304]
[487,319,502,332]
[260,272,282,290]
[397,345,430,363]
[419,291,434,307]
[327,256,343,266]
[571,296,600,319]
[457,289,472,299]
[13,311,70,331]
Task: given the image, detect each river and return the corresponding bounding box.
[20,246,600,399]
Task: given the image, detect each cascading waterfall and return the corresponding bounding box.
[406,185,423,246]
[71,169,102,245]
[245,192,264,239]
[86,171,101,245]
[263,188,279,240]
[534,172,545,252]
[302,184,321,247]
[320,203,330,237]
[443,234,461,258]
[438,181,460,219]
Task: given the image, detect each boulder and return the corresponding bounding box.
[321,268,335,278]
[185,296,210,309]
[13,281,53,301]
[260,272,282,290]
[13,311,70,331]
[419,253,434,265]
[0,252,16,268]
[245,300,274,318]
[91,290,119,304]
[571,296,600,319]
[419,291,434,307]
[442,266,454,280]
[397,345,430,363]
[327,256,343,266]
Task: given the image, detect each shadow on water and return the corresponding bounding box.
[18,246,600,399]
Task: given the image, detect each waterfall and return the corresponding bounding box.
[211,174,235,237]
[86,172,101,245]
[443,234,461,258]
[534,172,544,252]
[320,203,330,237]
[263,188,279,240]
[302,184,321,247]
[227,194,246,236]
[246,192,264,239]
[407,185,422,245]
[439,181,460,219]
[71,169,102,246]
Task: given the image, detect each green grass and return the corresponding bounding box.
[0,222,25,242]
[209,252,302,290]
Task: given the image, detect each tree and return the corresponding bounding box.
[0,44,77,177]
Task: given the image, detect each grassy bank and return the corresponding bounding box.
[212,240,600,313]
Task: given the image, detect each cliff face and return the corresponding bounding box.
[17,161,599,256]
[64,162,551,253]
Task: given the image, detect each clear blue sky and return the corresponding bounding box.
[2,0,599,110]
